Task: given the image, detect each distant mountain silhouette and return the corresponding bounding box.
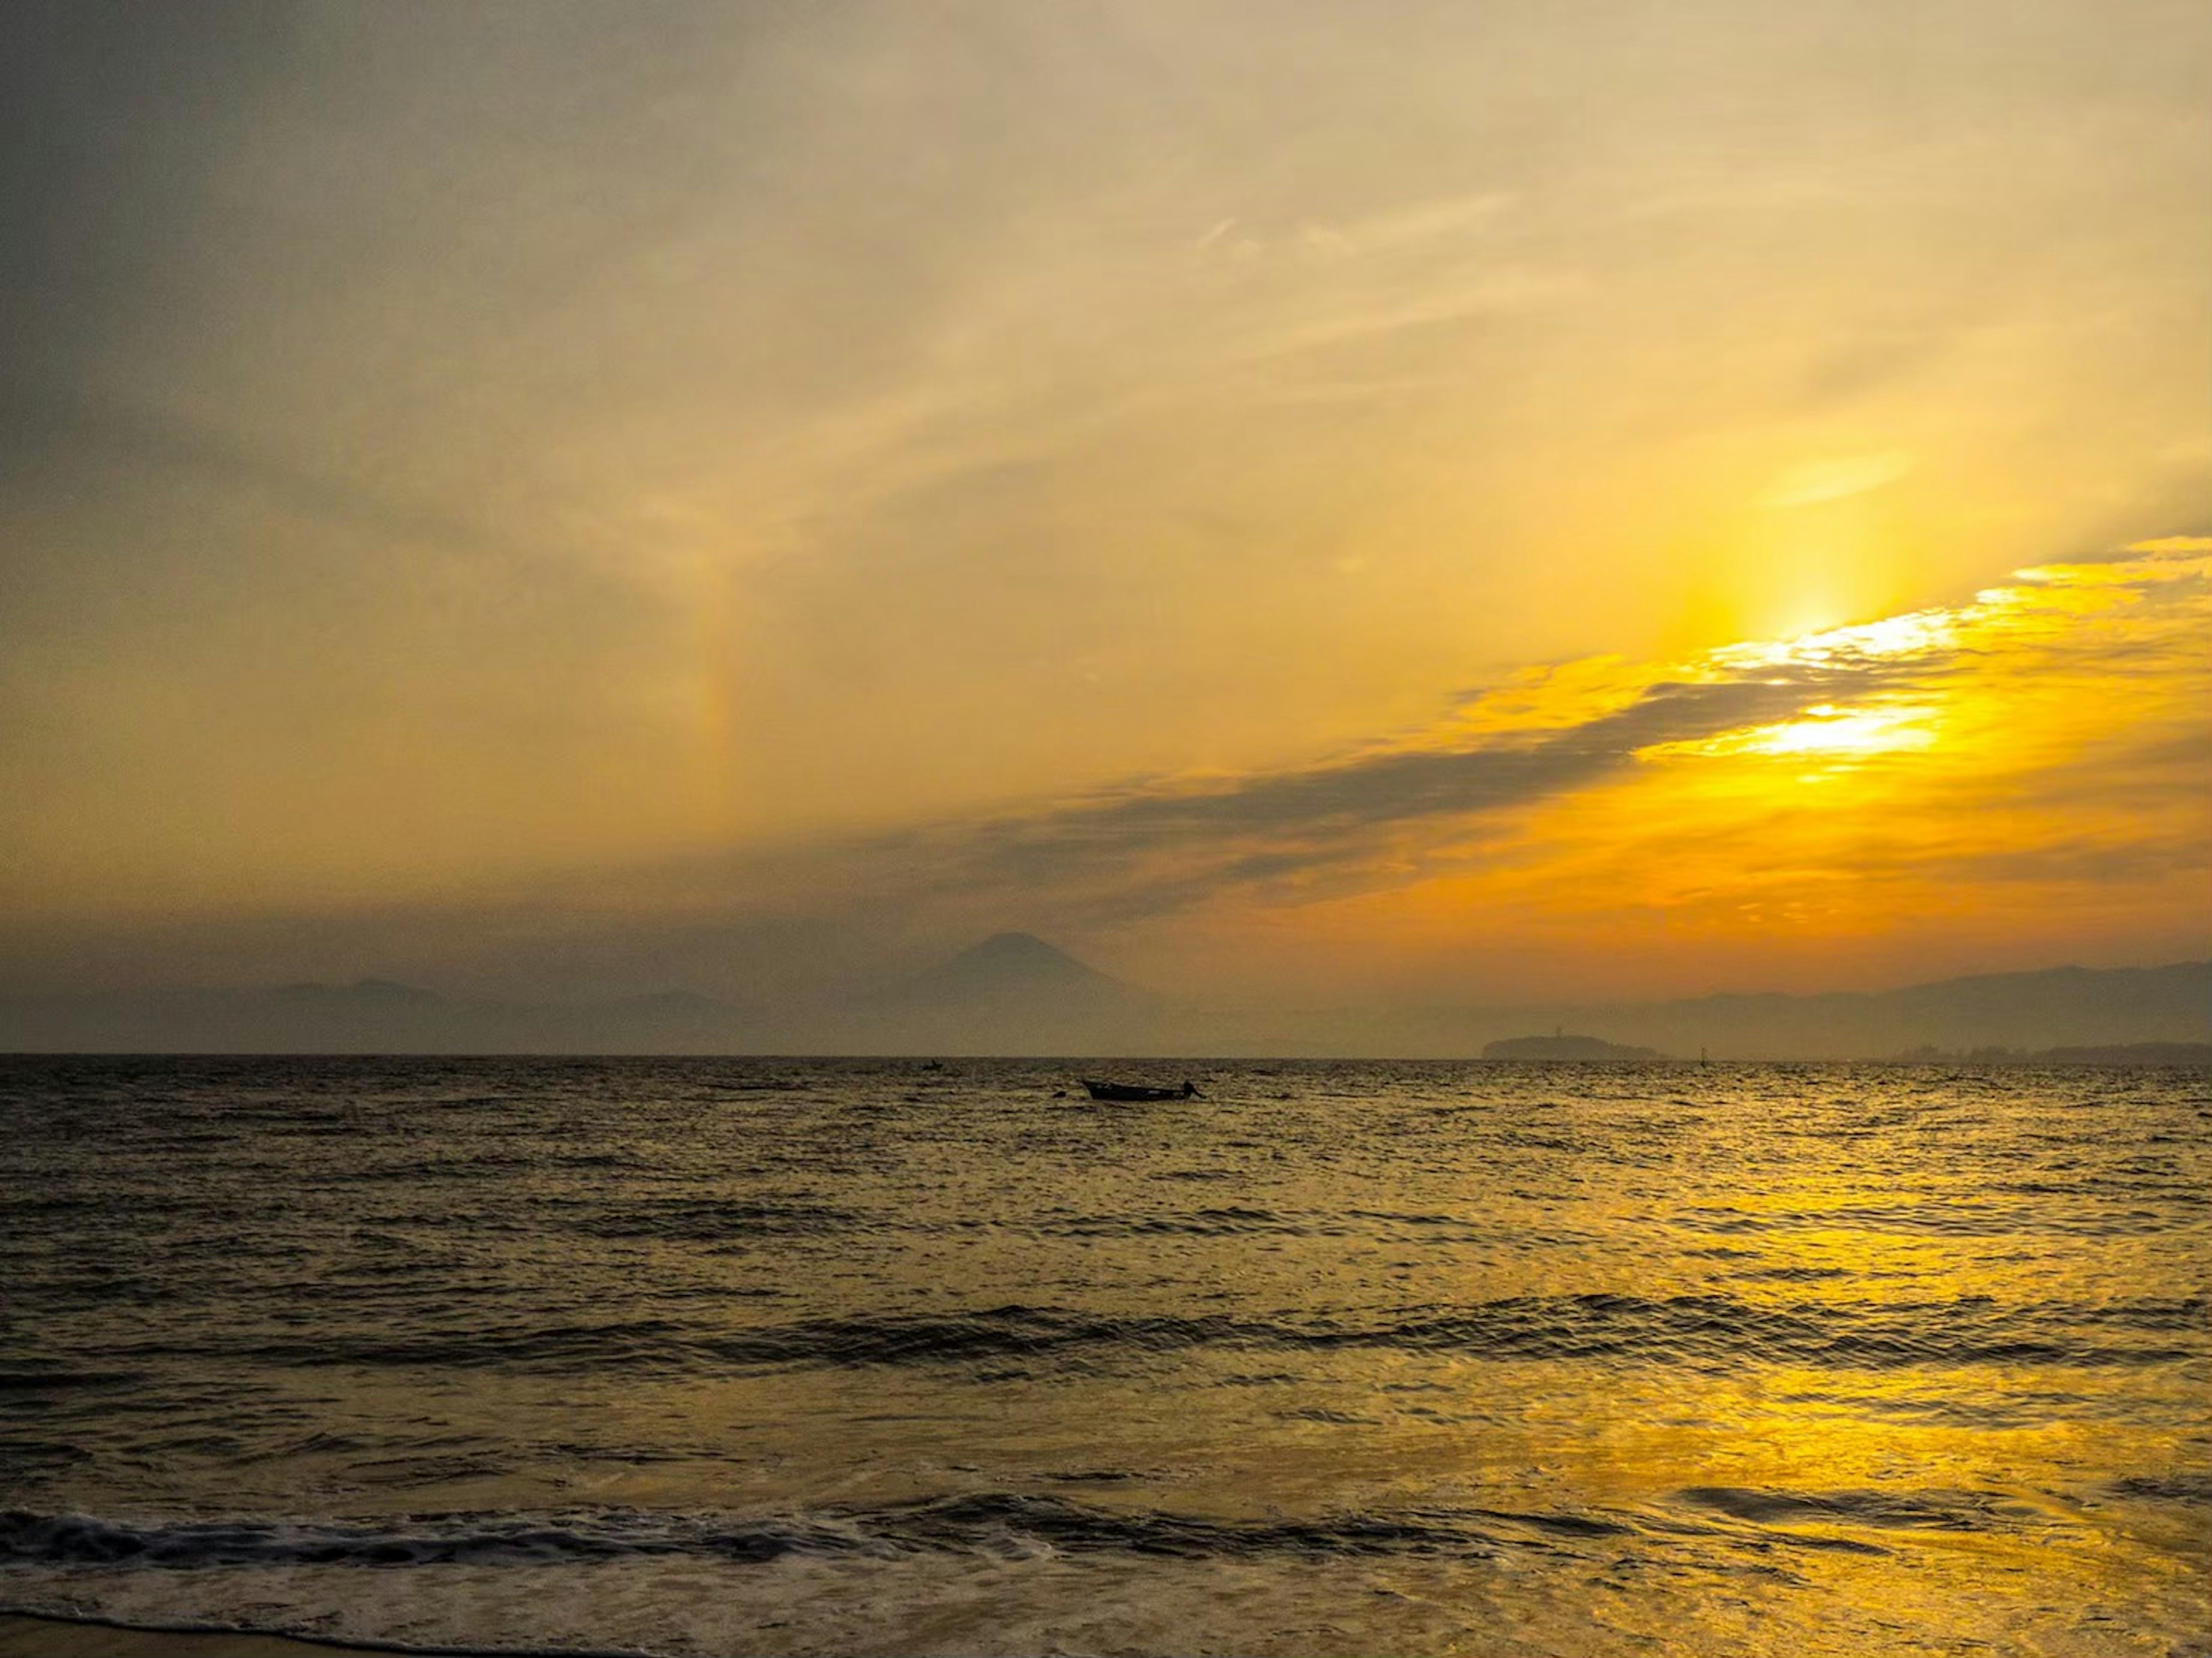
[274,977,440,1006]
[859,932,1156,1054]
[1641,960,2211,1059]
[0,979,756,1054]
[890,932,1134,1008]
[1,954,2203,1059]
[2035,1041,2211,1066]
[1214,959,2212,1060]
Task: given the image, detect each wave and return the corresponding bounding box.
[1673,1198,2197,1238]
[1675,1485,2039,1533]
[0,1606,641,1658]
[68,1293,2205,1376]
[0,1494,1614,1572]
[556,1198,860,1240]
[1,1476,2093,1584]
[0,1368,145,1393]
[2107,1471,2212,1505]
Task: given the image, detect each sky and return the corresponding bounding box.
[2,0,2206,1007]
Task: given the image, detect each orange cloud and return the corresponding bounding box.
[965,541,2211,995]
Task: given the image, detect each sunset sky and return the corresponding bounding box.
[3,1,2206,1006]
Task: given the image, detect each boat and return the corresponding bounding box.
[1080,1078,1198,1102]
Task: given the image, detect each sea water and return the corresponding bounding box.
[2,1056,2206,1656]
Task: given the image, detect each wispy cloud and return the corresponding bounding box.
[836,539,2212,944]
[4,538,2202,1002]
[3,4,2205,1001]
[1759,450,1916,508]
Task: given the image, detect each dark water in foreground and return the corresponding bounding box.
[2,1056,2206,1657]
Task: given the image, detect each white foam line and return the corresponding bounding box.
[0,1604,662,1658]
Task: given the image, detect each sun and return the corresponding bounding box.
[1727,703,1940,760]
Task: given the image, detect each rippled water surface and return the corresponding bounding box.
[2,1057,2207,1655]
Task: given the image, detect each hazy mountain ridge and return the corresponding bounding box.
[1255,960,2212,1060]
[0,944,2205,1058]
[886,932,1134,1007]
[0,978,755,1056]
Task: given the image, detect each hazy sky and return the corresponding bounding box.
[3,1,2206,1004]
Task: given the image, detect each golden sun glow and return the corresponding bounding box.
[1134,538,2212,1000]
[1705,704,1940,761]
[1707,609,1961,672]
[0,0,2202,1014]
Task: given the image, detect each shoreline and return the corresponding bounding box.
[0,1610,597,1658]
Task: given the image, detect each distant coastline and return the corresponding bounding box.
[1481,1034,1666,1061]
[1,946,2206,1062]
[1885,1041,2212,1067]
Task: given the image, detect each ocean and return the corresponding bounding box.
[2,1056,2206,1656]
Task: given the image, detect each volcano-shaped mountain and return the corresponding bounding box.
[864,933,1158,1053]
[901,932,1131,1005]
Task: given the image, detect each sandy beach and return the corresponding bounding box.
[0,1613,424,1658]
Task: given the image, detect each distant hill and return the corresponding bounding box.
[2,952,2204,1060]
[856,932,1158,1054]
[0,978,759,1055]
[889,932,1132,1010]
[1253,959,2212,1061]
[0,935,1157,1055]
[2036,1041,2211,1066]
[1633,960,2212,1059]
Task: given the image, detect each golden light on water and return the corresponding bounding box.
[0,13,2206,1658]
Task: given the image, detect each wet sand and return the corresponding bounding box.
[0,1612,430,1658]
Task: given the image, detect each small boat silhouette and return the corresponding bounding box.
[1080,1079,1198,1102]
